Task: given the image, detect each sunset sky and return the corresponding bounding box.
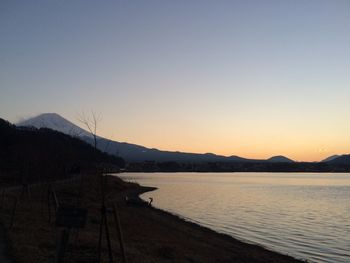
[1,1,350,162]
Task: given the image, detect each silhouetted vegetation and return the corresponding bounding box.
[126,160,350,173]
[0,118,125,185]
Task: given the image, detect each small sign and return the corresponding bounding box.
[56,206,88,228]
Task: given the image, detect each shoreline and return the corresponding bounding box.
[124,170,350,173]
[0,174,303,262]
[121,176,303,262]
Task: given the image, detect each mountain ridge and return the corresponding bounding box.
[321,155,340,162]
[18,113,295,163]
[267,155,294,163]
[326,154,350,165]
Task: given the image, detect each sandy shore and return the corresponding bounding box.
[0,174,302,262]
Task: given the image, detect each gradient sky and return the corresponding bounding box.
[1,0,350,161]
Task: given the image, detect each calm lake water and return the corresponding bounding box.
[118,172,350,263]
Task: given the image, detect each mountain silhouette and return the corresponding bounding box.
[326,155,350,165]
[18,113,294,163]
[266,155,294,163]
[321,155,340,162]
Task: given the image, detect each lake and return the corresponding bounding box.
[118,172,350,263]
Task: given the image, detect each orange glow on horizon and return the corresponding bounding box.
[98,124,347,163]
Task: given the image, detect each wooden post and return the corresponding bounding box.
[9,196,18,229]
[113,203,127,263]
[103,207,114,263]
[52,189,59,211]
[41,183,47,217]
[48,186,60,223]
[55,228,71,263]
[97,210,104,262]
[0,189,5,209]
[97,174,114,263]
[48,187,52,222]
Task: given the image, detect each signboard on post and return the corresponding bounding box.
[56,206,88,229]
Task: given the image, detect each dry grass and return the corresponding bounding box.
[0,174,302,263]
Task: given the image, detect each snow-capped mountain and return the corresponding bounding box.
[17,113,91,137]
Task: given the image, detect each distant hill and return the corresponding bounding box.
[326,155,350,165]
[321,155,340,162]
[18,113,295,164]
[266,156,294,163]
[88,136,256,163]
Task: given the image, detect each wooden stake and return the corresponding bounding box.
[9,196,18,229]
[0,189,5,209]
[113,203,127,263]
[97,174,114,263]
[55,228,71,263]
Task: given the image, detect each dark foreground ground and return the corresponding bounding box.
[0,174,302,263]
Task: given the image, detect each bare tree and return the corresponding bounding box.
[67,125,83,138]
[77,111,101,149]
